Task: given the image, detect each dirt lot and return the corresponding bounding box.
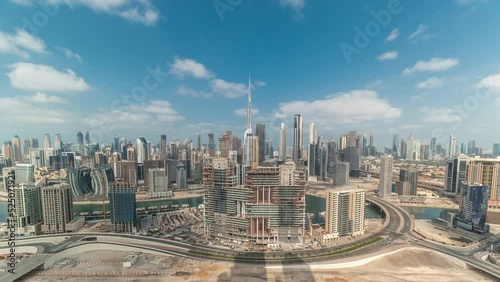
[24,247,494,282]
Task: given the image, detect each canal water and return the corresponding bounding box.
[0,195,457,224]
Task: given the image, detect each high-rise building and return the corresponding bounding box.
[15,163,34,184]
[85,131,90,144]
[196,133,201,152]
[293,114,303,163]
[136,137,147,164]
[219,130,233,158]
[109,182,136,233]
[207,133,216,157]
[91,166,114,196]
[454,183,489,233]
[31,138,39,149]
[333,162,350,186]
[324,186,365,243]
[395,168,418,195]
[309,123,317,145]
[279,122,287,162]
[2,142,14,162]
[2,167,15,192]
[41,184,73,234]
[343,147,360,177]
[255,124,266,165]
[29,148,44,170]
[77,132,84,145]
[54,134,62,151]
[449,134,457,159]
[147,168,170,197]
[405,134,421,161]
[177,162,187,189]
[467,158,500,200]
[160,134,167,159]
[23,139,31,156]
[467,139,476,155]
[308,143,317,177]
[13,183,42,234]
[12,135,21,162]
[44,134,51,149]
[461,142,468,154]
[445,154,468,194]
[493,143,500,157]
[378,155,393,199]
[110,160,138,188]
[67,167,93,197]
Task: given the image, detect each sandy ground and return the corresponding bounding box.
[414,221,465,245]
[23,247,494,282]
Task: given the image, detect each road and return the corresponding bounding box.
[3,196,499,280]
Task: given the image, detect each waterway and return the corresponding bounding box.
[0,195,457,224]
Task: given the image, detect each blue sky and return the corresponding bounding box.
[1,0,500,151]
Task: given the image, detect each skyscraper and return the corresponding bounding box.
[255,124,266,165]
[467,158,500,200]
[449,134,457,158]
[41,184,73,234]
[332,162,350,186]
[136,137,147,163]
[13,183,42,234]
[177,162,187,189]
[207,133,216,157]
[196,133,201,152]
[493,143,500,157]
[148,168,169,196]
[324,186,365,243]
[378,155,394,199]
[293,114,303,163]
[54,134,62,151]
[308,143,317,177]
[109,182,136,233]
[279,122,287,162]
[114,135,120,153]
[445,154,468,194]
[454,183,489,233]
[467,139,476,155]
[343,147,360,177]
[85,131,90,144]
[243,75,254,166]
[77,132,84,145]
[12,135,21,162]
[15,163,34,184]
[43,134,51,149]
[2,142,14,162]
[309,122,317,145]
[23,139,31,155]
[395,168,418,195]
[405,134,421,161]
[67,167,94,197]
[219,130,233,158]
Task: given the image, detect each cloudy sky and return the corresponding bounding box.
[1,0,500,151]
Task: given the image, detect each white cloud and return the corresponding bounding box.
[403,58,459,75]
[209,79,247,98]
[421,107,462,123]
[477,73,500,93]
[11,0,161,26]
[169,57,214,79]
[280,0,306,11]
[408,24,432,43]
[29,92,67,104]
[7,62,92,93]
[176,86,213,99]
[275,90,401,126]
[234,108,260,117]
[85,99,184,129]
[254,80,267,87]
[0,28,46,58]
[376,51,398,61]
[56,46,82,62]
[386,29,399,42]
[0,96,73,124]
[366,80,383,88]
[416,77,445,89]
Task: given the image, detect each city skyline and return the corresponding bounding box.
[1,1,500,150]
